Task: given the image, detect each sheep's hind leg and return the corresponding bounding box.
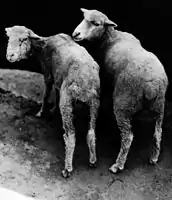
[87,97,100,168]
[59,89,76,178]
[150,98,164,164]
[109,113,134,174]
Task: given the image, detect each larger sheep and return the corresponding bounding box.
[72,8,168,174]
[5,25,100,178]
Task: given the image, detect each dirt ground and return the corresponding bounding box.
[0,69,172,200]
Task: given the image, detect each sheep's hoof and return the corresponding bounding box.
[36,111,47,118]
[36,111,42,117]
[109,164,123,174]
[149,157,158,165]
[61,169,72,178]
[89,161,97,168]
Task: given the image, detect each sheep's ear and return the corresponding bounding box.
[80,8,89,13]
[29,30,40,39]
[5,27,12,36]
[105,19,118,27]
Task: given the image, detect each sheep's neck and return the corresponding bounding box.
[82,27,117,68]
[30,37,49,71]
[100,27,119,51]
[30,37,46,56]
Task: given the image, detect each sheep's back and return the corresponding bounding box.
[51,42,100,99]
[104,38,168,102]
[105,39,167,80]
[57,43,99,79]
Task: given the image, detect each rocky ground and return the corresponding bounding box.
[0,69,172,200]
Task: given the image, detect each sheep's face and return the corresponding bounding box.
[72,8,117,42]
[5,26,31,62]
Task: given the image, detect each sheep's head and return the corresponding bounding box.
[72,8,118,42]
[5,26,38,62]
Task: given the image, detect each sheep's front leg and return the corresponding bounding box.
[59,88,75,178]
[49,85,59,114]
[36,79,53,117]
[87,97,100,168]
[109,113,134,174]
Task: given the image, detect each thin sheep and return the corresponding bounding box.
[5,25,100,178]
[72,8,168,174]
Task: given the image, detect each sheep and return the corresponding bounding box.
[5,25,100,178]
[72,8,168,174]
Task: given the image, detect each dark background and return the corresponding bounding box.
[0,1,172,100]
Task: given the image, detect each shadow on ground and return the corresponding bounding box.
[0,69,172,200]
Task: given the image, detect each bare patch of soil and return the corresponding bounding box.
[0,69,172,200]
